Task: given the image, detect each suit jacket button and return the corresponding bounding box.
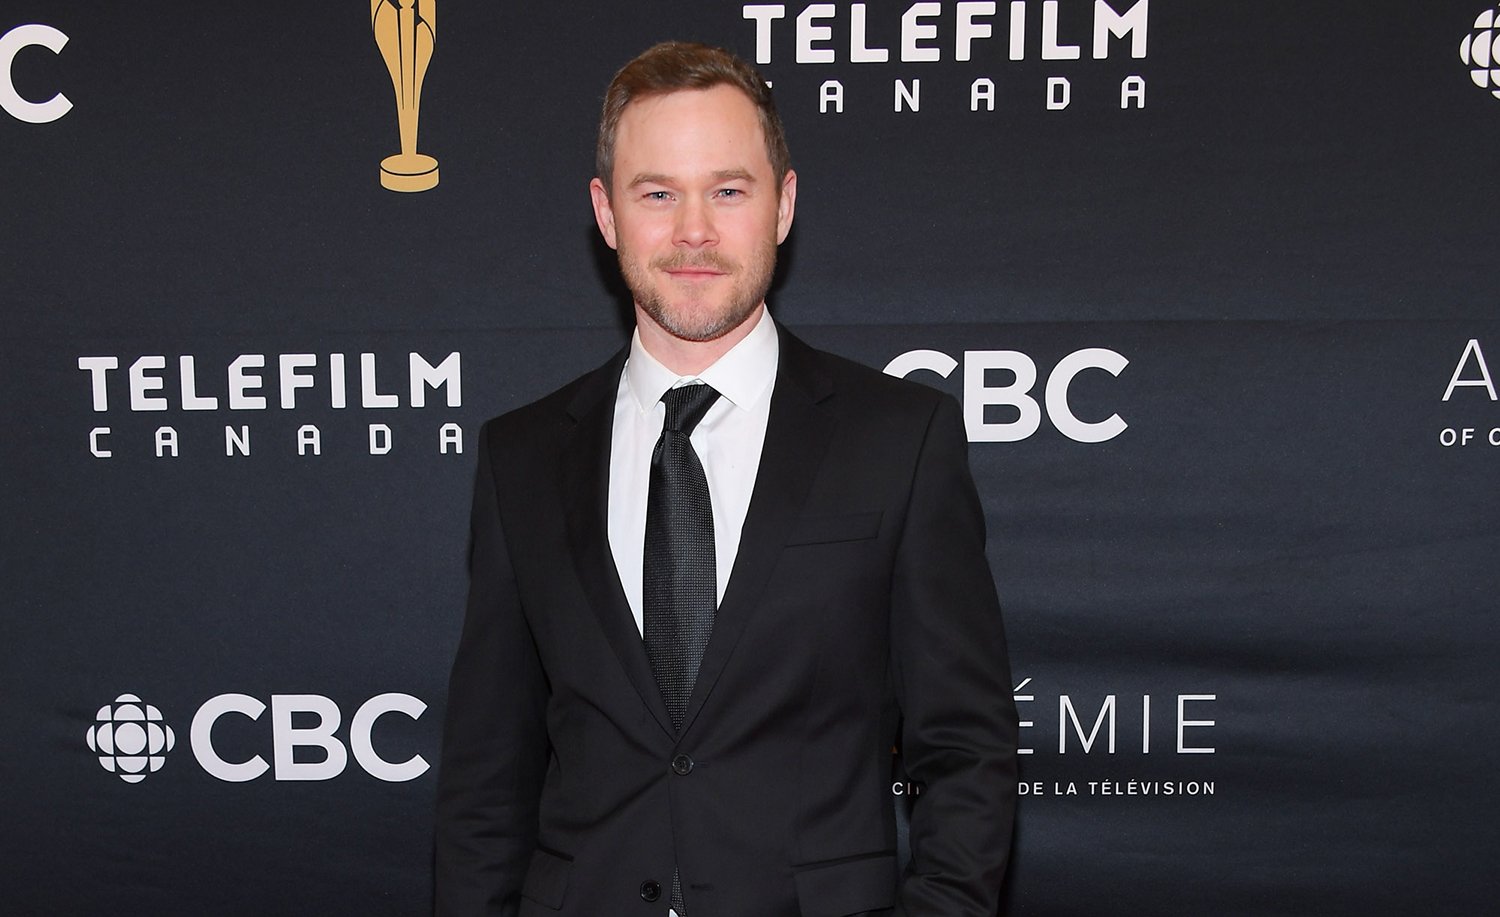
[671,753,694,776]
[640,880,662,902]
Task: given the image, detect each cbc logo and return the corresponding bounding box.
[87,692,429,785]
[1,24,71,123]
[86,694,176,784]
[193,692,428,782]
[1461,6,1500,100]
[886,348,1128,443]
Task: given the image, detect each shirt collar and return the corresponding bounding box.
[625,307,779,415]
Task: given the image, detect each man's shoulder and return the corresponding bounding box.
[479,348,625,443]
[782,328,952,417]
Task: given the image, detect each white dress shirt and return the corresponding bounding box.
[607,307,779,635]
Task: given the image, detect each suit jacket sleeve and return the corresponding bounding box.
[434,422,551,917]
[891,394,1019,916]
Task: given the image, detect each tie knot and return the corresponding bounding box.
[661,383,720,435]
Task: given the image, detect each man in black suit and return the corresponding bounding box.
[435,41,1017,917]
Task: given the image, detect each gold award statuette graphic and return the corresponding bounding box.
[373,0,439,191]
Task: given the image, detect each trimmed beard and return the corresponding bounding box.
[621,239,777,343]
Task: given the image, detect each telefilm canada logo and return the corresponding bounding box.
[84,692,430,785]
[1460,5,1500,99]
[742,0,1149,114]
[76,350,464,459]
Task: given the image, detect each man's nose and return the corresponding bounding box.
[673,197,718,247]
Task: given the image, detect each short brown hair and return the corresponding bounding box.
[596,41,791,192]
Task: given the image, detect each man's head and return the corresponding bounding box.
[589,43,796,364]
[595,41,791,194]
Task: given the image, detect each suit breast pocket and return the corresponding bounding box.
[784,511,883,547]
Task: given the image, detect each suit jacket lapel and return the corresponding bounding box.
[679,331,835,736]
[560,351,676,739]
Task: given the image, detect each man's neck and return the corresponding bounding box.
[634,303,765,377]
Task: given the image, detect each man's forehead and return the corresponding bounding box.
[618,85,762,135]
[613,85,771,179]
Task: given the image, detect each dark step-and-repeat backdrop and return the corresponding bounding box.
[4,2,1496,914]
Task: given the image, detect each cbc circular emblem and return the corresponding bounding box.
[1460,7,1500,98]
[85,694,176,784]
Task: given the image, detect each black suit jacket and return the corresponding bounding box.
[435,329,1017,917]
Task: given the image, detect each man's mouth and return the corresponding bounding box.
[656,254,734,279]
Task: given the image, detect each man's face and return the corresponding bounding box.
[590,85,796,344]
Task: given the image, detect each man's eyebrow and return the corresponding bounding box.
[627,172,673,188]
[625,169,758,188]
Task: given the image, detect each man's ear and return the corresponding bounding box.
[776,169,797,244]
[590,177,618,250]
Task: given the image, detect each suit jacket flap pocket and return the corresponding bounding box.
[786,511,883,546]
[792,851,897,917]
[520,847,571,910]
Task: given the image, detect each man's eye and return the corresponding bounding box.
[715,188,744,199]
[644,191,671,201]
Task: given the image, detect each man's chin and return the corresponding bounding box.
[641,299,761,344]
